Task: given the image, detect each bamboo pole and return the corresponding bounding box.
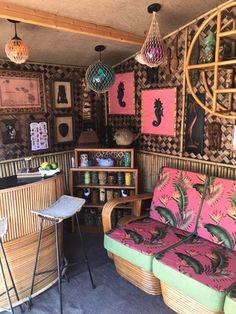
[180,27,188,155]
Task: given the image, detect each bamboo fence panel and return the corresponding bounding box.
[137,151,236,193]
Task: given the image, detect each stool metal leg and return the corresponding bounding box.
[75,213,95,289]
[0,258,14,314]
[0,239,24,313]
[55,223,63,314]
[29,217,44,305]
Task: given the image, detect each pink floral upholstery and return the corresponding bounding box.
[106,217,191,255]
[150,167,206,232]
[155,236,236,291]
[197,177,236,250]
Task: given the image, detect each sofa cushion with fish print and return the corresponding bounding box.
[104,217,192,272]
[150,167,208,233]
[153,236,236,312]
[197,176,236,251]
[224,284,236,314]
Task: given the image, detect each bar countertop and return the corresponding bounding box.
[0,174,54,191]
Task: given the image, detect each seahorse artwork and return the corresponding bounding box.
[152,98,164,127]
[117,81,126,107]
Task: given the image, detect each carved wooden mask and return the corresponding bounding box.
[208,122,222,151]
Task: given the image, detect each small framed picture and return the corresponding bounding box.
[53,81,73,109]
[1,119,21,144]
[55,115,74,143]
[29,120,50,153]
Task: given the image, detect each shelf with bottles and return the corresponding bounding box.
[74,148,134,168]
[70,147,138,232]
[76,188,135,207]
[70,168,138,192]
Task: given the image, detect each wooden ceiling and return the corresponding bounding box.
[0,0,230,66]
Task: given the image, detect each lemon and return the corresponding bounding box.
[41,162,49,170]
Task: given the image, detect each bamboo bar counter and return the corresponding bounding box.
[0,173,64,308]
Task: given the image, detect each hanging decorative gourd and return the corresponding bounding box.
[136,3,166,68]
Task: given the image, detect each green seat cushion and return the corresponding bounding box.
[224,285,236,314]
[224,295,236,314]
[153,259,226,312]
[104,234,154,272]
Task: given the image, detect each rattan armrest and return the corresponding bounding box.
[102,193,152,233]
[117,214,149,227]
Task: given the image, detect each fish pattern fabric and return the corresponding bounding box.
[150,167,206,232]
[155,236,236,291]
[106,217,191,255]
[197,177,236,251]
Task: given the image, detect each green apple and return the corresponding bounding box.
[45,164,53,170]
[50,162,58,170]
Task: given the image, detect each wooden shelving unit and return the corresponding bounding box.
[185,1,236,119]
[70,148,138,232]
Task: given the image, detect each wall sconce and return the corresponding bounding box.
[85,45,115,93]
[136,3,166,68]
[5,20,29,64]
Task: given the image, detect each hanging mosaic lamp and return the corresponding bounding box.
[138,3,166,68]
[5,20,29,64]
[85,45,115,93]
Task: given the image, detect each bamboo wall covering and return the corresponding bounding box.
[0,173,64,308]
[137,151,236,193]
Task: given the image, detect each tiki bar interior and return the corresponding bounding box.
[0,1,236,313]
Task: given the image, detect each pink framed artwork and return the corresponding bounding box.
[0,70,46,114]
[141,88,177,137]
[108,72,135,115]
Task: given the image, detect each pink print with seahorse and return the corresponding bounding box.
[141,88,176,136]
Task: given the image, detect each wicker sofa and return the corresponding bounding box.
[102,167,236,314]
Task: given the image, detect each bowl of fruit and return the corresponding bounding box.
[39,162,60,177]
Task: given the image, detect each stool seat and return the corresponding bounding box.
[32,195,85,222]
[0,218,7,238]
[29,194,95,314]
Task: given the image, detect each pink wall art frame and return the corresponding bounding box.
[108,72,135,115]
[141,88,177,137]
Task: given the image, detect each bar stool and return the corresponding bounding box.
[0,218,22,313]
[29,195,95,314]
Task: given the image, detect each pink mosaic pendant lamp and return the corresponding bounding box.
[136,3,167,68]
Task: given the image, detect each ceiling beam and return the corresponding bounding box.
[0,1,144,45]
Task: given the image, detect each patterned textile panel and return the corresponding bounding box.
[197,177,236,251]
[107,217,191,255]
[150,167,206,232]
[155,236,236,291]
